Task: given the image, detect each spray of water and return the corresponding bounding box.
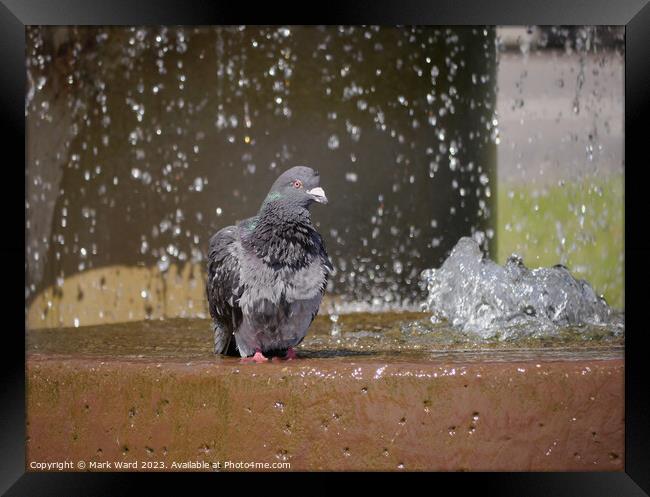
[420,237,623,338]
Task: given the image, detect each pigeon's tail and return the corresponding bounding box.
[214,323,239,356]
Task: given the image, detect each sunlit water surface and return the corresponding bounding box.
[28,312,623,364]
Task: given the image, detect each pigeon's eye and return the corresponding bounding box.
[292,179,303,189]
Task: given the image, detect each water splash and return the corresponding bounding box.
[26,25,498,315]
[421,237,623,338]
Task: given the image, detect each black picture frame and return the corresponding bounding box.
[6,0,650,494]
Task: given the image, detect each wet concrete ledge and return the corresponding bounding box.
[27,353,624,471]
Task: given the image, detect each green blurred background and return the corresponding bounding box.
[495,27,623,308]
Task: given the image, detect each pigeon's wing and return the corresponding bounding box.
[292,246,332,348]
[206,225,244,356]
[308,233,333,328]
[318,232,333,293]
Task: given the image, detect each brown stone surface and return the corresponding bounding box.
[26,354,624,471]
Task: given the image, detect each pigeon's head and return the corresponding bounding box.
[264,166,328,209]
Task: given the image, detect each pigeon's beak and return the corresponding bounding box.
[307,187,328,204]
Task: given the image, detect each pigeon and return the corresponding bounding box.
[206,166,332,362]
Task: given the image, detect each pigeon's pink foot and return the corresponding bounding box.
[241,350,269,363]
[284,347,298,360]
